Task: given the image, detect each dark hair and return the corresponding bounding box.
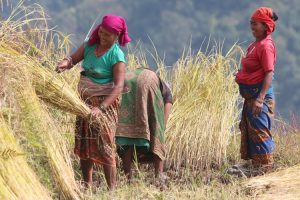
[272,12,279,21]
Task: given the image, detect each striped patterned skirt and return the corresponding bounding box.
[239,83,275,166]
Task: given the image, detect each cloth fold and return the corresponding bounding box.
[116,68,166,160]
[78,74,129,99]
[78,74,114,99]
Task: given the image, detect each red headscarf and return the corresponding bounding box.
[88,14,131,47]
[251,7,276,35]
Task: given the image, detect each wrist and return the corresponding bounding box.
[257,93,265,100]
[255,98,264,104]
[64,56,74,69]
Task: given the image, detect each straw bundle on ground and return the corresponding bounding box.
[0,53,82,199]
[0,113,52,200]
[0,3,87,198]
[163,48,241,171]
[1,3,114,196]
[244,165,300,199]
[0,23,113,200]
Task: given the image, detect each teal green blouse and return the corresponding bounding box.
[82,42,126,84]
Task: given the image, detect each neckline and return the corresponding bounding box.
[254,34,271,43]
[93,43,116,58]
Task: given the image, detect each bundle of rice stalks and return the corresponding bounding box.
[28,57,90,117]
[0,0,77,86]
[1,61,82,199]
[0,113,52,200]
[244,165,300,199]
[163,47,242,171]
[1,42,114,146]
[1,0,114,190]
[0,3,83,195]
[0,0,88,114]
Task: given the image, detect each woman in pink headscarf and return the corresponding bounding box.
[231,7,279,176]
[56,14,131,189]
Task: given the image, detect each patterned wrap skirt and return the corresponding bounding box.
[74,95,120,166]
[239,83,275,166]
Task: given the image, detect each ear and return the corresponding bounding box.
[115,35,119,42]
[262,23,268,31]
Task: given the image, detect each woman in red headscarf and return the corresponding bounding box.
[233,7,279,175]
[56,14,131,189]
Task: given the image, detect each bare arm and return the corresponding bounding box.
[101,62,126,108]
[70,43,84,65]
[159,79,173,126]
[257,71,273,101]
[56,43,84,72]
[164,103,172,127]
[252,71,273,115]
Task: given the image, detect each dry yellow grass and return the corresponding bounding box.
[2,59,82,200]
[162,48,241,171]
[126,44,242,171]
[244,165,300,199]
[243,124,300,200]
[0,2,82,199]
[0,113,52,200]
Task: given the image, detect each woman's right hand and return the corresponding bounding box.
[252,99,263,117]
[91,107,101,118]
[55,59,70,73]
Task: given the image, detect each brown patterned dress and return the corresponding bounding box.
[74,75,120,166]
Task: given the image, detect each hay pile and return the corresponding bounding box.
[162,48,241,171]
[0,2,84,199]
[244,165,300,199]
[0,113,52,200]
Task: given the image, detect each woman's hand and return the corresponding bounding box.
[252,99,263,117]
[91,107,101,117]
[55,43,84,73]
[55,59,70,73]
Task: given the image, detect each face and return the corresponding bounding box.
[98,26,118,47]
[250,20,267,40]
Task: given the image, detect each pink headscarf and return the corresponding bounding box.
[251,7,276,35]
[88,14,131,47]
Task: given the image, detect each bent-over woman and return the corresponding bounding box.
[116,68,172,180]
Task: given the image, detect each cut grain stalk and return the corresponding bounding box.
[0,113,52,200]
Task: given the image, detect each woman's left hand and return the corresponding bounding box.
[252,99,263,117]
